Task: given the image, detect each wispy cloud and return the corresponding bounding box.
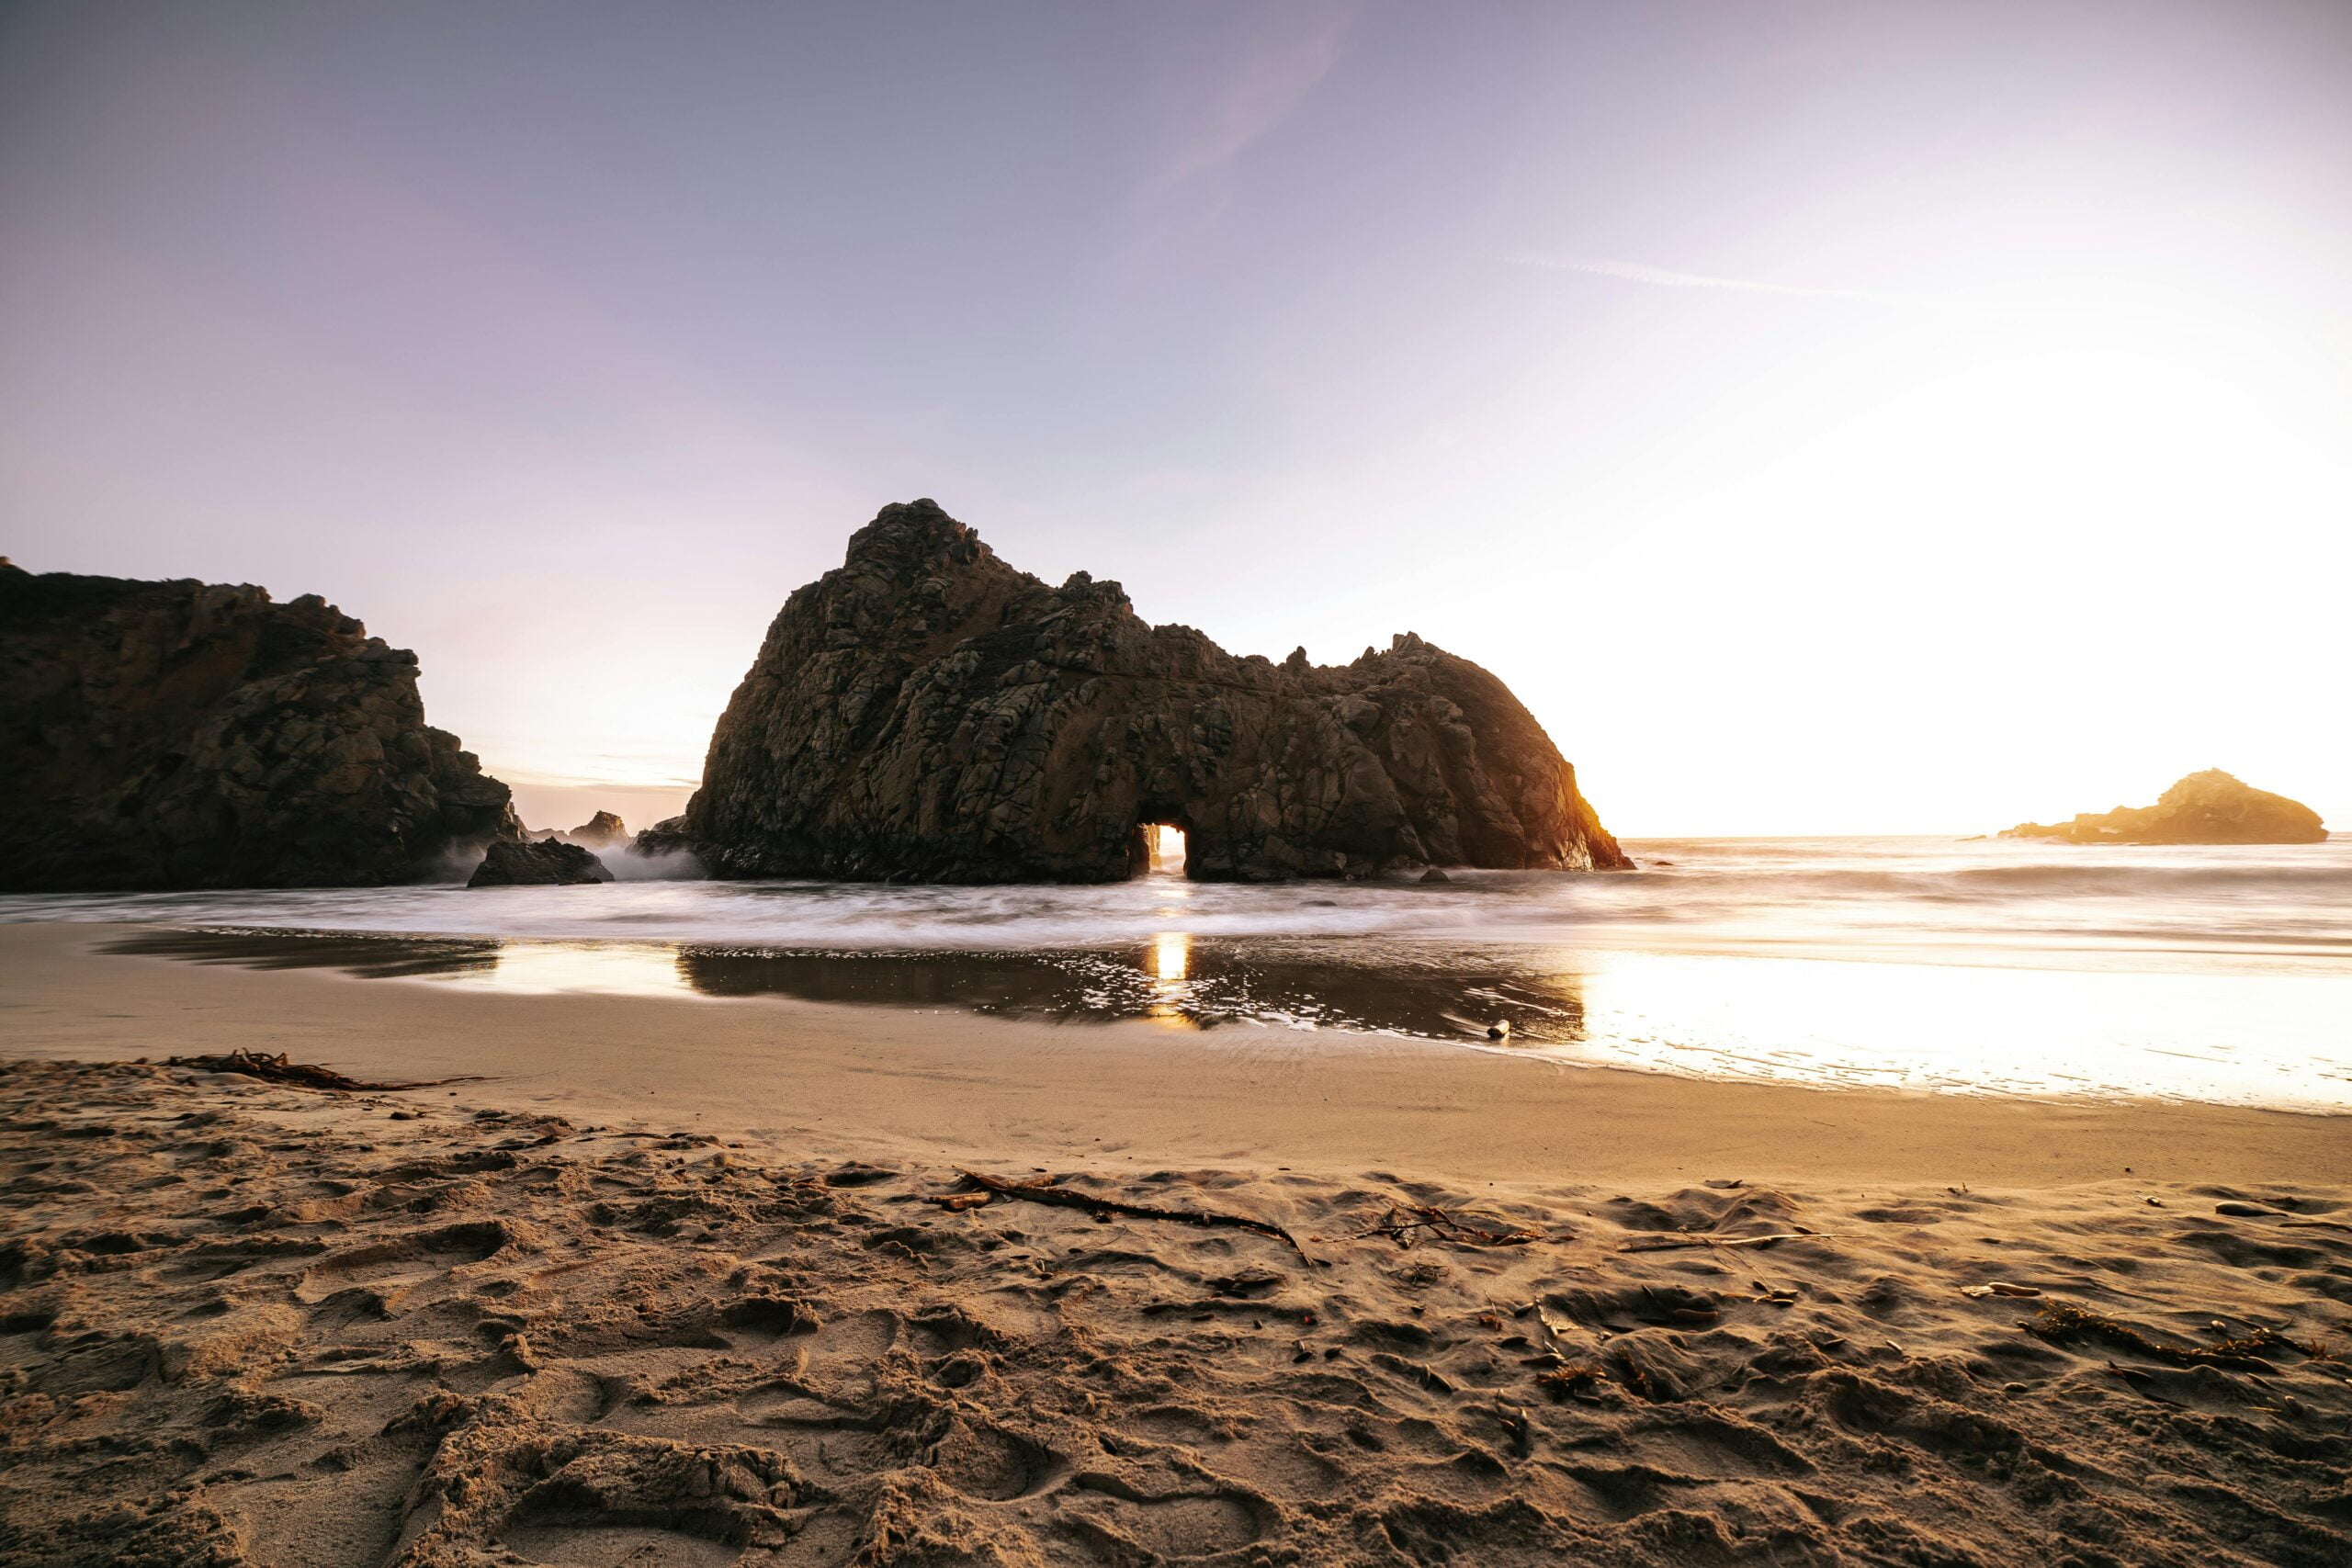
[1158,2,1355,186]
[1504,251,1910,307]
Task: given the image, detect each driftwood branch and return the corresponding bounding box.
[943,1169,1315,1267]
[165,1050,469,1093]
[2023,1302,2293,1371]
[1353,1202,1544,1250]
[1617,1231,1826,1254]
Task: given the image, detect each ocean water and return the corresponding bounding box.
[6,836,2347,1111]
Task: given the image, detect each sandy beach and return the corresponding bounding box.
[5,921,2349,1565]
[12,5,2350,1562]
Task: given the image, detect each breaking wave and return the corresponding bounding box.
[4,834,2346,970]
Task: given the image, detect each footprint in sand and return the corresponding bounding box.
[1058,1477,1269,1561]
[931,1419,1070,1503]
[497,1519,740,1567]
[294,1220,512,1313]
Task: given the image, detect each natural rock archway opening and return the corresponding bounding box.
[1132,822,1189,879]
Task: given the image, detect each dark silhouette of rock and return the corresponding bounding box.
[2003,770,2327,845]
[671,501,1628,883]
[0,560,520,891]
[466,838,613,887]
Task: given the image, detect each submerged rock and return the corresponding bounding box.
[2003,770,2327,845]
[671,500,1628,883]
[467,838,613,887]
[0,559,519,890]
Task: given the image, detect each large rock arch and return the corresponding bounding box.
[663,501,1629,883]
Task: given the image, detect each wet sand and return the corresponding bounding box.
[4,921,2349,1565]
[2,922,2344,1188]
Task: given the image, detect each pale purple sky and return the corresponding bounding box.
[6,2,2348,833]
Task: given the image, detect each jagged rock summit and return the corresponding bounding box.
[2003,770,2327,845]
[665,500,1628,883]
[0,560,520,890]
[566,810,630,847]
[529,810,630,848]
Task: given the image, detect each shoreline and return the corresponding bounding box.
[4,921,2343,1189]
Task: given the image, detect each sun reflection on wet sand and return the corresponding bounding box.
[1151,931,1190,983]
[1143,931,1195,1027]
[454,940,697,998]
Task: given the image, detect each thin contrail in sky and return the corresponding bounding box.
[1504,251,1910,306]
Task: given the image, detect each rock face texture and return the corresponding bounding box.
[565,810,630,847]
[674,501,1628,883]
[2004,770,2328,845]
[0,561,520,890]
[526,811,630,847]
[467,838,612,887]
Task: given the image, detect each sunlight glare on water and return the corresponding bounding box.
[1560,950,2350,1108]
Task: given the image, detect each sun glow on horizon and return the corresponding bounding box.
[466,270,2351,842]
[14,4,2343,840]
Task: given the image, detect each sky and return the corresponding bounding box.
[4,0,2347,836]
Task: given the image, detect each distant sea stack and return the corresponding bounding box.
[656,500,1628,883]
[2003,770,2327,846]
[0,560,520,890]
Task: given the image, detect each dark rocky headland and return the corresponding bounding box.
[0,559,519,890]
[651,500,1627,883]
[2003,769,2328,845]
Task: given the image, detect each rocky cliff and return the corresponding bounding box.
[0,561,520,889]
[671,501,1628,883]
[2003,770,2327,845]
